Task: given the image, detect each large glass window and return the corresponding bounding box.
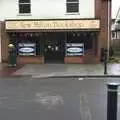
[66,0,79,13]
[19,0,31,14]
[67,32,96,50]
[10,33,44,56]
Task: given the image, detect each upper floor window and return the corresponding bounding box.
[66,0,79,13]
[19,0,31,14]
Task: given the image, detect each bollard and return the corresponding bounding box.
[107,83,120,120]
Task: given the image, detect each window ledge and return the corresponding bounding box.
[17,13,32,16]
[65,12,80,15]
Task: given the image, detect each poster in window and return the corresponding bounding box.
[66,43,84,56]
[18,43,36,56]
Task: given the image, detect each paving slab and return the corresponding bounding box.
[0,63,24,76]
[13,63,120,78]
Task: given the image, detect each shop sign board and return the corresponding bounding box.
[18,43,36,56]
[66,43,84,56]
[5,19,100,30]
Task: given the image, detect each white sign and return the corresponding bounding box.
[67,47,83,53]
[18,43,36,56]
[66,43,84,56]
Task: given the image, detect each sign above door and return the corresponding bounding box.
[5,19,100,30]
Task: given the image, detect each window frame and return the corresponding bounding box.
[18,0,31,15]
[66,0,79,13]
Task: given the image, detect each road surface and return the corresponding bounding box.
[0,76,120,120]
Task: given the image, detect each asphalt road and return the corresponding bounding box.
[0,76,120,120]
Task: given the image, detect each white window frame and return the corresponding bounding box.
[66,0,79,14]
[18,0,31,15]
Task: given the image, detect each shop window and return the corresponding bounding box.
[84,37,93,50]
[19,0,31,14]
[67,32,94,50]
[10,33,44,56]
[66,0,79,13]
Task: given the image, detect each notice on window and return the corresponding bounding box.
[18,43,36,56]
[66,43,84,56]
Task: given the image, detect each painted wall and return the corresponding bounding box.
[0,0,95,21]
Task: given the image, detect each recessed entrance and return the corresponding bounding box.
[44,32,65,63]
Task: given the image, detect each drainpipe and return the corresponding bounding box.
[107,0,111,56]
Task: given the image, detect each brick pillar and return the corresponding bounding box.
[100,0,111,50]
[95,0,112,56]
[1,21,9,62]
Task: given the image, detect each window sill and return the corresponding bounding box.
[65,12,80,15]
[17,13,32,16]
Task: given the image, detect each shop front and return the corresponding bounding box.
[9,32,65,63]
[5,19,100,64]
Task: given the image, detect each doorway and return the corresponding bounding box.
[44,32,65,63]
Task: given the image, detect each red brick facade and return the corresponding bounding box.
[0,21,9,62]
[95,0,111,49]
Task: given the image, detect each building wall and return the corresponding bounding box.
[0,0,95,21]
[0,0,112,63]
[0,22,1,63]
[95,0,111,56]
[1,22,9,62]
[112,31,120,39]
[111,8,120,55]
[111,30,120,54]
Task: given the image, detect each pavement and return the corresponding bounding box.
[0,63,24,76]
[0,63,120,78]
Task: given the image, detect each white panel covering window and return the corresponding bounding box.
[19,0,31,14]
[66,0,79,13]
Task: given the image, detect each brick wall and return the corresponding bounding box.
[1,22,9,62]
[17,56,44,64]
[64,56,84,64]
[95,0,111,50]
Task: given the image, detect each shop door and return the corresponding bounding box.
[44,39,64,63]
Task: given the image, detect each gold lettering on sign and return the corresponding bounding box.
[34,21,41,27]
[20,22,31,28]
